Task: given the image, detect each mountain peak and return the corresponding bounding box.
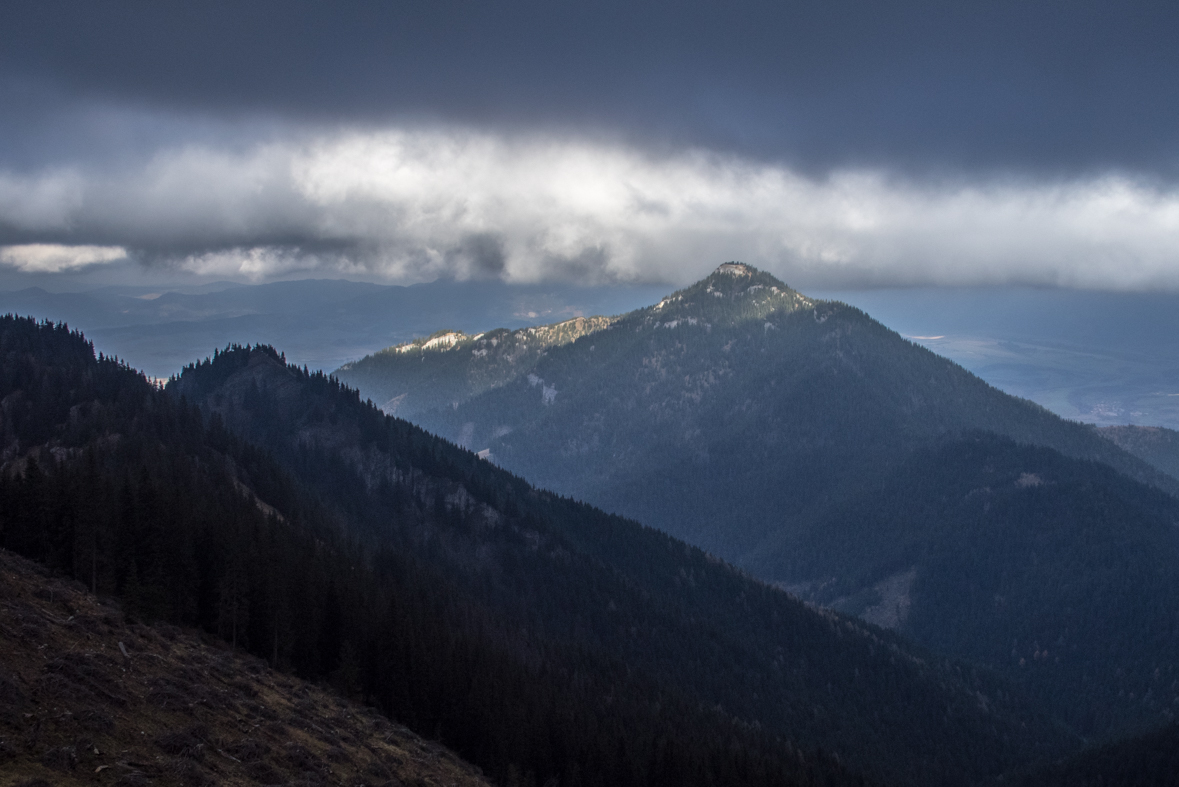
[642,262,812,326]
[714,261,755,277]
[692,261,797,296]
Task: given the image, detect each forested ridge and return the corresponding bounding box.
[1100,424,1179,483]
[1019,723,1179,787]
[0,315,1078,786]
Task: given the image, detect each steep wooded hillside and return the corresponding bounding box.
[1100,424,1179,482]
[170,338,1077,786]
[1,316,871,787]
[785,432,1179,737]
[1016,722,1179,787]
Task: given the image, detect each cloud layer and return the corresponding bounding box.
[6,1,1179,179]
[3,127,1179,290]
[0,243,127,273]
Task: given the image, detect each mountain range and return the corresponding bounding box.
[338,262,1179,739]
[7,262,1179,783]
[0,315,1081,786]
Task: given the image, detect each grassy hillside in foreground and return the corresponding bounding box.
[0,548,492,787]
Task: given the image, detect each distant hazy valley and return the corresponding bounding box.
[821,287,1179,430]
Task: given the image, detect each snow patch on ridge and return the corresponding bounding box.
[653,294,682,311]
[422,332,463,350]
[1016,472,1045,488]
[527,373,558,403]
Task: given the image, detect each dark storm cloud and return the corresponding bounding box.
[3,0,1179,177]
[450,234,508,279]
[3,1,1179,291]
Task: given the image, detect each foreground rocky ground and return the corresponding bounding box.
[0,548,490,787]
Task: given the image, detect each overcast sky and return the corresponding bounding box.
[3,0,1179,290]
